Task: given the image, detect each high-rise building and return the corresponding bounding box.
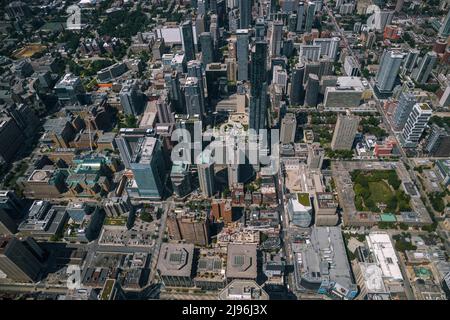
[167,209,210,246]
[116,134,167,199]
[171,162,192,198]
[181,20,196,62]
[313,37,340,61]
[425,124,450,157]
[156,94,175,124]
[187,60,205,96]
[249,41,268,132]
[403,49,420,74]
[304,1,316,32]
[270,20,284,57]
[199,32,214,65]
[0,209,17,235]
[119,80,145,116]
[197,152,216,197]
[393,92,417,130]
[299,44,321,61]
[304,73,320,107]
[307,143,324,170]
[54,73,85,105]
[297,2,306,32]
[412,51,437,84]
[439,85,450,107]
[236,29,249,81]
[228,164,240,188]
[184,77,205,117]
[401,103,432,145]
[255,18,266,41]
[165,71,185,114]
[0,116,25,164]
[290,62,306,106]
[280,113,297,144]
[375,50,404,93]
[0,236,44,282]
[331,114,359,150]
[0,191,24,219]
[239,0,252,29]
[439,9,450,37]
[344,56,360,76]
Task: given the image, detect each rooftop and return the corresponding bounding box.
[157,243,194,278]
[226,244,257,279]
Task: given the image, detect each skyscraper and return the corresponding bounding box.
[280,113,297,144]
[255,18,266,41]
[199,32,214,65]
[402,103,432,145]
[119,80,145,116]
[304,1,316,33]
[0,237,44,282]
[297,1,306,32]
[313,37,340,61]
[307,143,324,170]
[239,0,252,29]
[116,134,167,199]
[290,62,306,105]
[439,9,450,37]
[197,152,216,197]
[413,51,437,84]
[187,60,205,98]
[304,73,320,107]
[165,71,185,114]
[236,29,249,81]
[249,41,268,132]
[331,114,359,150]
[156,94,175,124]
[393,92,417,130]
[181,20,196,62]
[403,49,420,74]
[375,50,404,93]
[425,124,450,157]
[270,20,284,57]
[184,77,205,117]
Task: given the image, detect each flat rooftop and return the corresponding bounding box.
[226,244,257,279]
[157,243,194,278]
[366,233,403,281]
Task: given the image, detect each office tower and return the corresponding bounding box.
[0,209,17,235]
[255,18,265,41]
[290,63,306,105]
[299,44,321,61]
[375,50,404,93]
[226,58,237,82]
[196,14,206,39]
[187,60,205,97]
[280,113,297,144]
[205,63,228,101]
[249,41,268,132]
[402,103,432,145]
[395,0,404,12]
[403,49,420,74]
[413,51,437,84]
[197,152,216,197]
[307,143,324,170]
[120,80,145,116]
[210,20,219,47]
[228,164,240,188]
[184,77,205,117]
[210,0,218,13]
[273,66,288,92]
[318,58,333,79]
[425,124,450,157]
[199,32,214,65]
[0,116,25,164]
[0,191,24,219]
[305,1,316,32]
[54,73,85,104]
[116,134,166,199]
[303,60,320,84]
[439,9,450,37]
[393,92,417,130]
[304,73,320,107]
[156,95,175,124]
[170,162,192,198]
[0,237,43,282]
[288,14,298,32]
[344,56,360,76]
[331,114,359,150]
[239,0,252,29]
[167,210,210,246]
[366,31,376,49]
[165,71,185,113]
[236,29,249,81]
[181,20,196,62]
[229,8,239,32]
[440,85,450,107]
[313,37,340,61]
[297,1,305,32]
[270,20,284,57]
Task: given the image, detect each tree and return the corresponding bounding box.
[140,211,153,223]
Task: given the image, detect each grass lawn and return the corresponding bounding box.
[368,181,393,203]
[104,217,126,226]
[297,193,311,206]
